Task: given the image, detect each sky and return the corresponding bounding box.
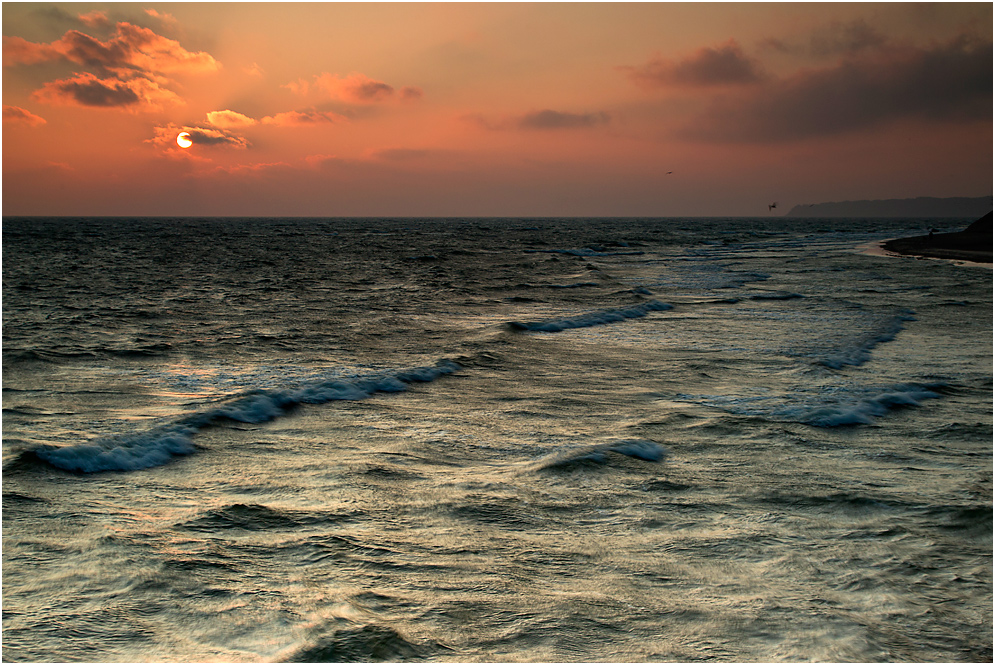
[2,2,992,217]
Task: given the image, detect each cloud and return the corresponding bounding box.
[682,34,992,142]
[211,161,294,177]
[287,72,423,104]
[5,20,220,115]
[32,72,181,110]
[2,36,61,65]
[148,124,250,149]
[204,107,349,130]
[316,72,393,102]
[518,110,610,130]
[304,153,341,169]
[206,109,258,128]
[78,11,110,29]
[260,109,347,126]
[3,105,47,126]
[621,40,766,88]
[761,19,887,58]
[144,9,178,28]
[183,127,250,148]
[370,148,434,161]
[399,86,423,101]
[464,109,611,131]
[3,22,220,75]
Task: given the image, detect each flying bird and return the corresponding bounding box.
[768,202,778,211]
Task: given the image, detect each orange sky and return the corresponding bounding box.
[3,2,992,217]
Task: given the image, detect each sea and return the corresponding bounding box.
[2,216,991,663]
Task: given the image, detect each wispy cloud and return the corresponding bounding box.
[144,9,178,28]
[3,105,47,126]
[77,10,110,29]
[210,161,295,177]
[465,109,611,131]
[621,40,766,88]
[260,109,347,126]
[206,109,257,128]
[286,72,423,104]
[761,19,887,58]
[518,110,610,130]
[205,108,348,129]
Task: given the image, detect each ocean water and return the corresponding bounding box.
[2,216,991,663]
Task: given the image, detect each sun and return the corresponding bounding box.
[176,132,193,149]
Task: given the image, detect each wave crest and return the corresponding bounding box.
[534,439,667,471]
[509,300,672,333]
[29,360,460,474]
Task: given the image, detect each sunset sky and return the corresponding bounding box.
[3,2,992,217]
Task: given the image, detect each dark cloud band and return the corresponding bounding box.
[684,34,993,142]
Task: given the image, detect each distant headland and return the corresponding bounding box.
[881,211,992,264]
[785,196,993,218]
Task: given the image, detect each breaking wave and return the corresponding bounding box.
[797,384,944,427]
[27,361,460,474]
[534,439,667,471]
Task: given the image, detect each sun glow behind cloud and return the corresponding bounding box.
[2,2,991,216]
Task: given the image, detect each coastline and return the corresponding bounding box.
[880,234,992,266]
[878,212,993,266]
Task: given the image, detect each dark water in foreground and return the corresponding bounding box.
[3,217,992,662]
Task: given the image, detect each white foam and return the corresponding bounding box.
[800,385,942,427]
[32,360,460,473]
[34,425,198,473]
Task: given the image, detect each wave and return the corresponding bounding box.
[525,247,645,257]
[4,342,173,362]
[655,259,771,291]
[27,360,460,474]
[817,309,916,369]
[282,623,431,662]
[798,384,943,427]
[674,382,946,429]
[178,503,354,533]
[534,439,667,471]
[548,282,600,289]
[508,300,673,332]
[749,291,804,301]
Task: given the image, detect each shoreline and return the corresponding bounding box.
[880,233,992,266]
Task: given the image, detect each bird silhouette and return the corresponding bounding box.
[768,202,778,211]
